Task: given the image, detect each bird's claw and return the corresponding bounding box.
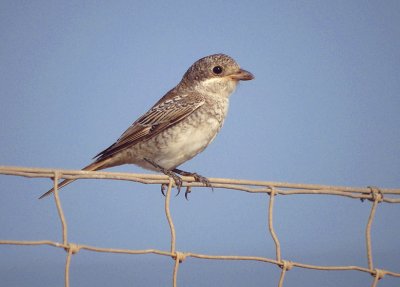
[153,163,213,198]
[161,184,167,196]
[185,186,192,200]
[171,169,214,199]
[160,174,182,196]
[172,175,182,196]
[183,173,213,199]
[191,173,214,192]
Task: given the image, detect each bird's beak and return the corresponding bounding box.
[229,69,254,81]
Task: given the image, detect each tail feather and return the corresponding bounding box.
[38,158,112,199]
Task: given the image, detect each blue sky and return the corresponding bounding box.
[0,1,399,286]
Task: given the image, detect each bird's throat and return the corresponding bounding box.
[195,78,237,98]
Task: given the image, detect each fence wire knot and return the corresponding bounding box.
[368,186,383,203]
[174,252,187,263]
[66,243,80,255]
[373,268,386,280]
[279,260,294,271]
[267,186,277,197]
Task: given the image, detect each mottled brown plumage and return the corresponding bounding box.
[39,54,253,199]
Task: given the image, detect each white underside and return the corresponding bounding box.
[151,116,222,169]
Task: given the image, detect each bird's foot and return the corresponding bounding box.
[192,173,213,189]
[169,172,183,195]
[159,171,183,196]
[144,158,183,196]
[172,169,213,199]
[173,169,212,187]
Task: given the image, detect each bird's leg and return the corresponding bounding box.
[172,168,213,199]
[144,158,182,195]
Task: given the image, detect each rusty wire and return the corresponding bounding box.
[0,166,399,287]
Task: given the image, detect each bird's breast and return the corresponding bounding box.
[141,97,229,169]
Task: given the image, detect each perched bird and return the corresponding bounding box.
[39,53,254,199]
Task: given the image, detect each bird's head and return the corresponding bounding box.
[180,54,254,97]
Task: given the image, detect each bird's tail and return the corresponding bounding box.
[38,158,113,199]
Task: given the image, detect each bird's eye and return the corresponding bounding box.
[212,66,223,75]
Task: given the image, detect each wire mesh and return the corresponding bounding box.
[1,165,400,287]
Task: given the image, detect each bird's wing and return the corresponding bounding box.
[94,92,205,161]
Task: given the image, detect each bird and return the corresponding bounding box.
[39,53,254,199]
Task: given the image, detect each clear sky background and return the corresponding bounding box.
[1,1,399,286]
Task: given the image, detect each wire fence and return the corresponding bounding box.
[1,165,400,287]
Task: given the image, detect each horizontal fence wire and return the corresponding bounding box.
[0,166,400,287]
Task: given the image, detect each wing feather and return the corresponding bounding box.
[94,93,205,161]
